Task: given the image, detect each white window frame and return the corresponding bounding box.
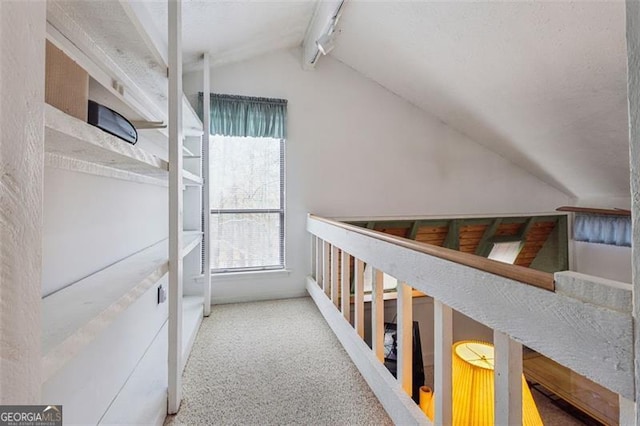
[209,138,285,274]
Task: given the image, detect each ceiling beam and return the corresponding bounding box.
[301,0,345,70]
[516,217,536,241]
[408,221,421,240]
[443,220,460,250]
[476,219,502,257]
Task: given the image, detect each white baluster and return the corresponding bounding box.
[354,258,365,338]
[341,250,351,321]
[434,299,452,426]
[331,245,339,307]
[494,330,523,426]
[372,268,385,362]
[397,281,413,396]
[322,240,330,296]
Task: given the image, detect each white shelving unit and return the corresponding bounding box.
[41,0,208,422]
[45,103,167,174]
[45,103,204,188]
[42,232,201,383]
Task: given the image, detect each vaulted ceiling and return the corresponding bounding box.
[331,1,630,200]
[140,0,630,201]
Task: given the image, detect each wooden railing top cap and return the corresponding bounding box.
[309,214,555,292]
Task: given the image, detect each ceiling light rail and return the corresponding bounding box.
[302,0,346,70]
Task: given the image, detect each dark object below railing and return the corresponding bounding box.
[310,214,555,291]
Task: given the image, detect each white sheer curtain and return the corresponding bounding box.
[574,213,631,247]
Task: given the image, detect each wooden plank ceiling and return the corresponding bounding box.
[352,216,565,270]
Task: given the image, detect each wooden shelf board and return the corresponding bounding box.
[46,105,203,187]
[181,295,204,372]
[48,1,203,138]
[99,321,168,426]
[183,170,203,186]
[42,236,200,382]
[88,77,155,126]
[183,231,202,258]
[45,152,168,187]
[45,104,168,178]
[182,94,203,137]
[182,146,196,157]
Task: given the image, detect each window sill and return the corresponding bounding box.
[209,269,291,281]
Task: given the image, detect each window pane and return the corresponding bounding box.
[211,213,281,270]
[488,241,523,264]
[210,136,281,210]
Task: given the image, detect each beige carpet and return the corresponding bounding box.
[165,297,392,426]
[166,297,586,425]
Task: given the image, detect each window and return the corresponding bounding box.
[487,241,523,264]
[199,92,287,273]
[210,135,284,272]
[573,213,631,247]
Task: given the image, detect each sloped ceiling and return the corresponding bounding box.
[142,0,316,67]
[329,1,629,200]
[145,0,630,200]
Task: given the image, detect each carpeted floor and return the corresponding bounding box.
[165,297,392,426]
[167,297,588,426]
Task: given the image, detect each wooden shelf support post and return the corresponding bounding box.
[202,52,211,316]
[0,0,46,404]
[168,0,184,414]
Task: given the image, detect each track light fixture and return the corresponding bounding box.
[316,32,336,56]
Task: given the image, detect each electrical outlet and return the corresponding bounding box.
[157,285,167,304]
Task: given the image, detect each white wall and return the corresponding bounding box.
[43,168,168,296]
[184,47,570,304]
[568,196,633,283]
[573,241,632,283]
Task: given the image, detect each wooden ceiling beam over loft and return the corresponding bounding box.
[443,220,460,250]
[353,214,566,272]
[476,218,502,257]
[408,220,421,240]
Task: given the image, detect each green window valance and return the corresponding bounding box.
[198,93,287,139]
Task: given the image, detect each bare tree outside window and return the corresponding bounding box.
[210,136,284,272]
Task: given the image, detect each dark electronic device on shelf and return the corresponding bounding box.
[87,100,138,145]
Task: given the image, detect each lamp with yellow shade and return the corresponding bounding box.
[419,340,543,426]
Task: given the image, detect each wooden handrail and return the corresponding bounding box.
[309,214,555,291]
[556,206,631,217]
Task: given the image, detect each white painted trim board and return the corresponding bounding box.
[308,215,633,399]
[307,277,430,426]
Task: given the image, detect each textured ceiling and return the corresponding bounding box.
[141,0,630,200]
[142,0,316,67]
[330,1,629,199]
